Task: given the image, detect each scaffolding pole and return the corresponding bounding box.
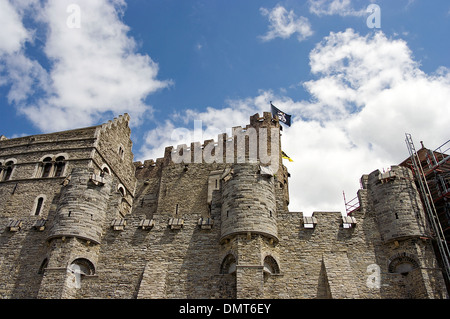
[405,133,450,284]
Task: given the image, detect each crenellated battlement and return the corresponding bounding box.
[98,113,130,133]
[137,113,283,174]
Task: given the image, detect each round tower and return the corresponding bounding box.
[47,167,112,244]
[38,167,113,298]
[368,165,429,243]
[220,163,278,243]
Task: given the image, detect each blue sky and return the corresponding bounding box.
[1,0,449,213]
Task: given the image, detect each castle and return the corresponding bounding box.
[0,112,448,299]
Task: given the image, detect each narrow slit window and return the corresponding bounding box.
[35,197,44,216]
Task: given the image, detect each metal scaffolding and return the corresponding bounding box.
[405,133,450,284]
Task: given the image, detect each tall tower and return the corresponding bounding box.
[368,165,429,242]
[218,112,285,299]
[36,114,136,299]
[367,165,447,298]
[37,168,113,298]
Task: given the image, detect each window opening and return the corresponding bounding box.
[220,254,237,274]
[42,157,52,178]
[118,146,125,159]
[38,258,48,275]
[35,197,44,216]
[263,256,280,275]
[69,258,95,289]
[3,161,13,181]
[54,156,65,177]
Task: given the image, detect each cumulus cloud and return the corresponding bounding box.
[138,95,268,162]
[0,0,31,55]
[0,0,171,132]
[139,29,450,215]
[308,0,366,17]
[259,4,313,42]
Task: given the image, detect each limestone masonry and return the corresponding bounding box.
[0,112,448,299]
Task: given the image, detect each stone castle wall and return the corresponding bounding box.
[0,113,447,299]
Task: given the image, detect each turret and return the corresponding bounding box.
[367,165,429,242]
[47,167,113,244]
[220,163,278,244]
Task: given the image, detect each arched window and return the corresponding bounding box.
[2,161,14,181]
[38,258,48,275]
[34,197,44,216]
[220,254,237,274]
[54,156,66,177]
[388,253,419,276]
[263,256,280,275]
[42,157,53,178]
[40,155,67,178]
[68,258,96,289]
[102,166,110,175]
[118,185,125,197]
[118,145,125,160]
[69,258,95,276]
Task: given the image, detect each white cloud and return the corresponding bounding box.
[259,5,313,42]
[0,0,31,55]
[0,0,171,132]
[138,95,268,162]
[308,0,366,17]
[282,29,449,213]
[139,29,450,216]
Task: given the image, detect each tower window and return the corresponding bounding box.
[54,156,66,177]
[263,256,280,275]
[102,166,110,175]
[118,145,125,159]
[34,197,44,216]
[388,253,419,276]
[118,185,125,197]
[41,157,53,178]
[220,254,237,274]
[40,156,67,178]
[38,258,48,275]
[68,258,96,289]
[3,161,14,181]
